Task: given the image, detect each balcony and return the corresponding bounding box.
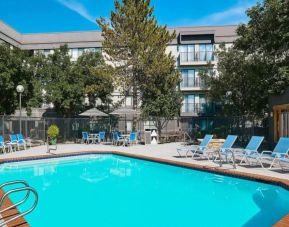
[181,103,216,117]
[180,78,206,91]
[179,51,215,65]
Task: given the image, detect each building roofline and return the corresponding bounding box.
[167,24,239,30]
[1,19,238,36]
[0,20,238,49]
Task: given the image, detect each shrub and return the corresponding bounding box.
[47,124,60,139]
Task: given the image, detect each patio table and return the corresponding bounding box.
[122,134,130,146]
[89,133,99,144]
[6,142,17,152]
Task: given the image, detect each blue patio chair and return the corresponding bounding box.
[9,134,23,151]
[0,135,7,153]
[236,136,264,164]
[112,132,117,145]
[177,134,213,158]
[82,132,93,144]
[245,137,289,169]
[216,135,238,167]
[98,131,106,143]
[17,133,29,149]
[128,132,137,145]
[113,131,124,146]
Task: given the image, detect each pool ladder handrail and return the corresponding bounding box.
[0,180,38,227]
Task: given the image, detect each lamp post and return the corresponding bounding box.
[16,85,24,134]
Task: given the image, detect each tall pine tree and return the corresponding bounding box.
[97,0,178,129]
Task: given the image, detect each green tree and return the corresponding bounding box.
[235,0,289,94]
[141,52,182,138]
[141,91,182,139]
[43,45,85,117]
[201,45,271,117]
[97,0,176,128]
[0,44,41,115]
[75,51,114,109]
[202,0,289,116]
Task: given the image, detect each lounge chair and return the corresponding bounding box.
[98,131,106,143]
[245,137,289,168]
[82,132,93,144]
[278,156,289,171]
[176,134,213,158]
[235,136,264,165]
[17,133,31,149]
[0,135,7,153]
[216,135,238,167]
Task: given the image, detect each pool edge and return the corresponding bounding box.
[0,150,289,227]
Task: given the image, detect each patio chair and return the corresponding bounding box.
[235,136,264,165]
[98,131,106,143]
[216,135,238,167]
[82,132,93,144]
[176,134,213,158]
[9,134,26,151]
[127,132,137,146]
[0,135,7,153]
[245,137,289,169]
[112,131,124,146]
[17,133,31,149]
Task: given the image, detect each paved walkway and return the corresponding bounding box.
[1,142,289,181]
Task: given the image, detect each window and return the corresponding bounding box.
[180,44,214,62]
[199,44,213,61]
[71,49,78,59]
[182,95,195,112]
[182,94,206,113]
[78,48,84,56]
[179,45,195,62]
[181,69,201,87]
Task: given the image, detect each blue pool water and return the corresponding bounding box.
[1,154,289,227]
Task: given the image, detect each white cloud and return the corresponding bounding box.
[56,0,96,24]
[198,6,248,24]
[172,0,258,26]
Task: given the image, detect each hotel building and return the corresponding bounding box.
[0,20,238,130]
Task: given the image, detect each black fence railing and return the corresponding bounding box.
[0,116,182,143]
[190,116,269,148]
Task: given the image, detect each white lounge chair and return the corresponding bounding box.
[236,136,264,164]
[245,137,289,168]
[176,134,213,158]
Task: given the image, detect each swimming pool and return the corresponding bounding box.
[1,154,289,227]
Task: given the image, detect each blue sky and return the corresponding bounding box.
[0,0,260,33]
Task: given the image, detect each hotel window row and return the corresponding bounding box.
[34,47,101,59]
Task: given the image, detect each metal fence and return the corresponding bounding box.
[190,116,269,148]
[0,115,270,147]
[0,116,182,143]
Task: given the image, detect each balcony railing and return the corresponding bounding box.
[182,103,216,115]
[180,51,214,63]
[181,77,205,88]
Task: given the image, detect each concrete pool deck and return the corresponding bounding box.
[1,142,289,227]
[0,142,289,181]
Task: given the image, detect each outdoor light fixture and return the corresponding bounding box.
[16,85,24,133]
[16,84,24,93]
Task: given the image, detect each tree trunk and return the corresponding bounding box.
[132,83,138,131]
[157,119,162,142]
